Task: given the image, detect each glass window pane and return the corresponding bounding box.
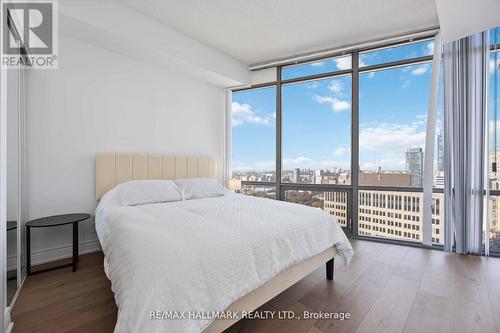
[285,190,348,227]
[359,63,432,187]
[282,75,351,184]
[360,39,434,67]
[488,196,500,252]
[358,190,443,244]
[282,55,351,80]
[231,87,276,191]
[240,184,277,200]
[490,27,499,47]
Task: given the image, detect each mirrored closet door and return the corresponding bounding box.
[5,59,27,309]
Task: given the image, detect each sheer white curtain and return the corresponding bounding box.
[443,31,490,255]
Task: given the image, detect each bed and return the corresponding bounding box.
[94,153,353,333]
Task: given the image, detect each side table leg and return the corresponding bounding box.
[72,222,79,272]
[27,226,31,275]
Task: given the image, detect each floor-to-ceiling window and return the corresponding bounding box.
[230,33,448,245]
[356,39,444,244]
[489,27,500,253]
[281,56,352,227]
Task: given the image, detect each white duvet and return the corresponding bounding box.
[95,189,353,333]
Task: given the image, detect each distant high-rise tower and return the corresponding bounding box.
[437,132,444,172]
[314,169,322,184]
[293,168,301,183]
[406,147,424,187]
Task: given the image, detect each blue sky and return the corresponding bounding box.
[358,62,432,171]
[232,87,276,171]
[232,35,499,174]
[282,75,351,171]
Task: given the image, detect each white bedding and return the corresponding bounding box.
[95,189,353,333]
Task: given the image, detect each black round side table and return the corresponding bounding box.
[26,213,91,275]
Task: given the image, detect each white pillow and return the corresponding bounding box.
[117,180,182,206]
[174,178,228,200]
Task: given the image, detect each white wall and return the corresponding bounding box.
[26,36,225,261]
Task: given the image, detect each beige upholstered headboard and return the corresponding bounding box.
[96,153,217,199]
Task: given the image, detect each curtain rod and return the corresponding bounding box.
[248,26,440,71]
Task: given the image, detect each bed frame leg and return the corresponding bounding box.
[326,258,334,280]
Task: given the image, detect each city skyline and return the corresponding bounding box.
[232,142,435,188]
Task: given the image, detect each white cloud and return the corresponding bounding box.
[282,156,314,169]
[489,120,500,138]
[309,61,325,67]
[334,56,351,70]
[360,122,426,151]
[231,102,274,127]
[328,80,344,94]
[334,147,348,157]
[319,159,351,170]
[491,57,500,72]
[401,79,411,88]
[411,64,430,76]
[254,160,275,170]
[425,41,435,56]
[415,114,427,126]
[359,121,426,171]
[367,72,376,78]
[314,95,350,112]
[307,81,320,89]
[232,160,274,171]
[358,54,369,67]
[282,156,350,170]
[360,155,407,171]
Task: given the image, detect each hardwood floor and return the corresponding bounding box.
[11,239,500,333]
[11,253,116,333]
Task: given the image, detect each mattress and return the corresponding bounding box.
[95,189,353,333]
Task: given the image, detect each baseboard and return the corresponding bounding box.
[7,238,102,271]
[4,321,13,333]
[30,238,101,266]
[4,309,13,333]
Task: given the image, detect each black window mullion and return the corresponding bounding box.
[351,51,360,236]
[281,69,352,85]
[276,66,283,200]
[358,55,432,73]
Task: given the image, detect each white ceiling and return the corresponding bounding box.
[119,0,439,65]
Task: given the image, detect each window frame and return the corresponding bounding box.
[230,34,449,250]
